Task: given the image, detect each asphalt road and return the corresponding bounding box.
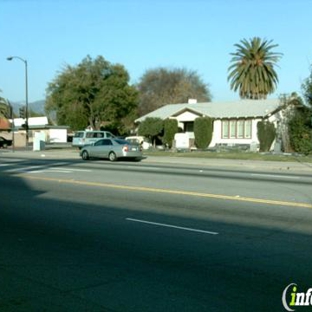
[1,155,312,311]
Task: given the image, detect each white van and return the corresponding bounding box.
[72,130,115,149]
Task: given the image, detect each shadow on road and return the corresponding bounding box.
[0,164,312,312]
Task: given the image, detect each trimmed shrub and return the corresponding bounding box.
[194,117,213,149]
[257,120,276,152]
[138,117,164,147]
[163,119,178,148]
[288,109,312,155]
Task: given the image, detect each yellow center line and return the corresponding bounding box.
[21,174,312,209]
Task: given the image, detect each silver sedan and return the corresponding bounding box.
[80,138,143,162]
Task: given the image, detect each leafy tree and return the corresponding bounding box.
[138,117,164,147]
[163,119,178,148]
[302,65,312,108]
[284,68,312,155]
[45,55,138,134]
[0,91,6,117]
[137,67,212,116]
[277,93,303,152]
[0,101,7,118]
[288,107,312,155]
[228,37,282,99]
[28,109,43,118]
[194,117,213,149]
[257,120,276,152]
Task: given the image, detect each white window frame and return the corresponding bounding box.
[221,119,252,139]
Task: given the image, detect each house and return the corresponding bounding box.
[135,98,295,150]
[8,117,69,147]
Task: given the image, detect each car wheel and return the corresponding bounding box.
[3,143,7,148]
[108,152,117,162]
[81,150,89,160]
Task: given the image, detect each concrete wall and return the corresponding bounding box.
[31,129,68,143]
[0,131,26,148]
[48,129,67,143]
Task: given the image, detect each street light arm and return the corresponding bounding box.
[7,56,27,64]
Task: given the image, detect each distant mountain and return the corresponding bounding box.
[29,100,45,114]
[10,100,45,116]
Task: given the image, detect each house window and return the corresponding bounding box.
[221,119,252,139]
[222,121,229,138]
[244,120,252,138]
[237,120,244,138]
[229,120,236,138]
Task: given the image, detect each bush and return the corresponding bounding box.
[138,117,164,146]
[288,109,312,155]
[194,117,213,149]
[163,119,178,148]
[257,120,276,152]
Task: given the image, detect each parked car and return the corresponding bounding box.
[80,138,143,161]
[0,136,13,148]
[72,130,115,149]
[125,136,152,150]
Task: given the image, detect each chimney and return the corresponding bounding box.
[188,99,197,104]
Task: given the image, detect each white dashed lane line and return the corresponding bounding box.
[126,218,219,235]
[3,165,91,174]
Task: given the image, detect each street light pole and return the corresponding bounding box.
[7,56,29,146]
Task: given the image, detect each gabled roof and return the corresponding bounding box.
[135,99,283,123]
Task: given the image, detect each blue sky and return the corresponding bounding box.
[1,0,312,104]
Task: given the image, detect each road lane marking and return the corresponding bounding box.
[251,173,300,179]
[18,175,312,209]
[32,170,71,174]
[128,166,161,170]
[6,166,42,173]
[10,167,92,174]
[126,218,219,235]
[49,168,91,172]
[0,158,25,162]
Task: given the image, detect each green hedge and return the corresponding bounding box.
[288,109,312,155]
[163,119,178,148]
[194,117,213,149]
[138,117,164,146]
[257,120,276,152]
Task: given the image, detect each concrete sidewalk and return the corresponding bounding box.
[144,155,312,174]
[1,148,312,174]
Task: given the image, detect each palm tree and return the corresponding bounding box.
[0,91,9,118]
[228,37,282,99]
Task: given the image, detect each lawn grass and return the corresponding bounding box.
[143,149,312,163]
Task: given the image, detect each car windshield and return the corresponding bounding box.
[74,132,84,138]
[113,139,130,145]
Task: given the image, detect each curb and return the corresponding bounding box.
[1,149,312,174]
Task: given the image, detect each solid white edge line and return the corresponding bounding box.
[49,168,91,172]
[250,173,300,179]
[126,218,219,235]
[30,170,71,174]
